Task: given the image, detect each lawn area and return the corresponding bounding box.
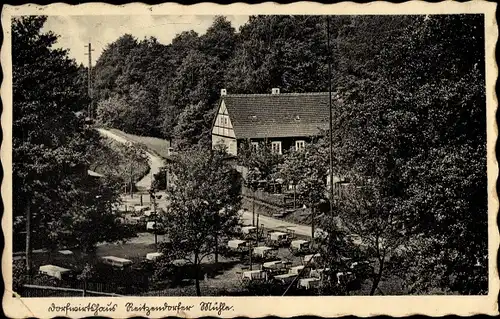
[108,128,171,158]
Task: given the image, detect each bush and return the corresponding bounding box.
[12,260,26,294]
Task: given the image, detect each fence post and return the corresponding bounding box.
[82,281,86,297]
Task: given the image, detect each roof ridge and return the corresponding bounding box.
[225,91,334,97]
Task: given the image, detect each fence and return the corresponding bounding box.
[22,284,123,297]
[242,185,290,208]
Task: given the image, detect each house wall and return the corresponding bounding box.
[211,100,239,155]
[237,136,314,154]
[211,100,236,138]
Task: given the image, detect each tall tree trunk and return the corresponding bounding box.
[370,258,384,296]
[194,253,201,296]
[252,189,256,226]
[249,242,253,271]
[256,214,260,243]
[293,184,296,209]
[311,205,315,241]
[25,200,32,277]
[130,164,134,198]
[214,232,219,264]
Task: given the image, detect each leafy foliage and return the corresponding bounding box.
[154,148,242,295]
[279,142,328,207]
[12,16,132,255]
[328,14,486,295]
[238,141,284,187]
[87,135,149,184]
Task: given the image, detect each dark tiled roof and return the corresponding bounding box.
[222,92,333,139]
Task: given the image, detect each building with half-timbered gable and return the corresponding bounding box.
[211,88,332,156]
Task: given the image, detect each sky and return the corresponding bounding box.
[42,15,250,66]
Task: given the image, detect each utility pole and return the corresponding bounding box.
[327,16,334,217]
[84,43,95,119]
[25,201,32,277]
[256,214,260,244]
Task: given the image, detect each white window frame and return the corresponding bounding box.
[295,140,306,151]
[271,141,282,155]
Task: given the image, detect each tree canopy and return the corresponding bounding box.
[154,148,242,296]
[328,14,487,295]
[12,16,132,260]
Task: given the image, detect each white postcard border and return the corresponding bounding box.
[1,1,498,318]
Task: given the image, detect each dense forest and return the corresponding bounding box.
[91,15,400,148]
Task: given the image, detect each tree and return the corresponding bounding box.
[199,16,236,62]
[279,142,328,239]
[12,16,131,270]
[173,101,213,150]
[92,34,139,102]
[331,178,409,295]
[154,148,242,296]
[225,15,337,94]
[238,141,284,225]
[94,35,172,137]
[315,218,366,295]
[238,141,283,183]
[329,15,486,294]
[13,15,90,271]
[77,263,96,296]
[59,174,135,253]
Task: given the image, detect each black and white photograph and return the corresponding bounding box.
[2,1,498,318]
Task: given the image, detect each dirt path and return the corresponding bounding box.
[97,128,164,190]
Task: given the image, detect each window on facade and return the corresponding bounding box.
[251,142,259,151]
[295,140,305,151]
[271,141,282,154]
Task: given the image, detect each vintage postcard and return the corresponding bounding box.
[1,1,498,318]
